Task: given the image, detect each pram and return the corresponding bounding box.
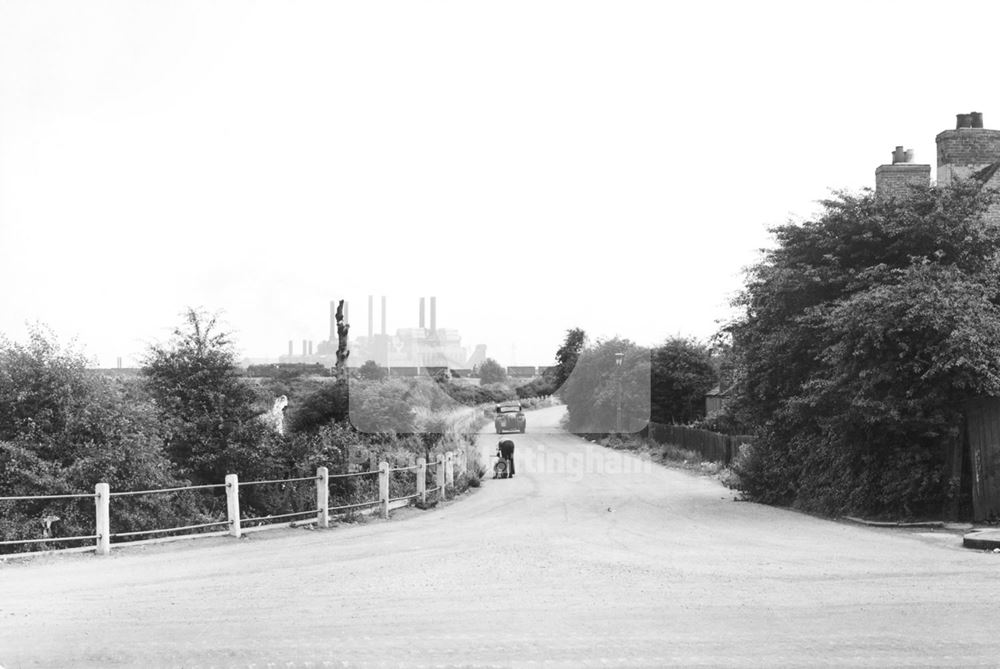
[492,446,511,479]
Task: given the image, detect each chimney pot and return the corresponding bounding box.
[972,111,984,128]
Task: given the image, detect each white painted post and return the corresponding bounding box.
[445,451,455,487]
[416,457,427,504]
[436,454,447,501]
[94,482,110,556]
[225,474,241,538]
[316,467,329,529]
[379,461,390,519]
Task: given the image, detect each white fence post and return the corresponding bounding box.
[379,461,390,519]
[225,474,241,538]
[445,451,455,488]
[416,457,427,504]
[95,482,110,556]
[436,454,447,501]
[316,467,329,529]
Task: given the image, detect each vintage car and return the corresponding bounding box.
[494,402,526,434]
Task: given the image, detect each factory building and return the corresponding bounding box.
[279,296,485,372]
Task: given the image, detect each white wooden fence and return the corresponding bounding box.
[0,449,470,557]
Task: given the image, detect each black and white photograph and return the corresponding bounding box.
[2,1,1000,667]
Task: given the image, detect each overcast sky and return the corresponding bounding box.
[2,1,999,367]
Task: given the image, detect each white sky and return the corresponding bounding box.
[2,1,999,367]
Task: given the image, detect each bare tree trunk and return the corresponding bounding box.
[335,299,350,379]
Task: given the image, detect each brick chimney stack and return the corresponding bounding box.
[937,111,1000,186]
[875,145,930,200]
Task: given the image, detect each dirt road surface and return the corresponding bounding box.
[2,405,999,668]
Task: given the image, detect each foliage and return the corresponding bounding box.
[357,360,387,381]
[243,363,330,380]
[1,317,493,552]
[561,338,651,433]
[141,309,267,484]
[650,337,717,425]
[286,379,349,434]
[691,408,751,435]
[727,183,1000,517]
[516,376,557,399]
[478,358,507,385]
[0,328,183,551]
[552,327,586,391]
[347,377,418,434]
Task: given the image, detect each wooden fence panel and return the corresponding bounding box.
[965,398,1000,521]
[647,423,754,465]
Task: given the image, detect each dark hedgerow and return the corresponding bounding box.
[727,182,1000,518]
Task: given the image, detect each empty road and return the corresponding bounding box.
[2,405,999,668]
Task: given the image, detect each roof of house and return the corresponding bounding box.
[973,161,1000,184]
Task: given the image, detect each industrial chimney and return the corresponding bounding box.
[430,296,437,334]
[288,340,293,356]
[381,296,387,336]
[419,297,426,329]
[367,295,374,339]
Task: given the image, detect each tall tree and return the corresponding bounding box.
[728,182,1000,517]
[650,337,717,425]
[552,327,586,390]
[142,309,271,483]
[561,338,650,433]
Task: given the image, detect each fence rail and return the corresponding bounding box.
[239,475,319,487]
[0,492,95,501]
[1,448,478,558]
[109,483,225,497]
[0,534,99,546]
[647,423,755,465]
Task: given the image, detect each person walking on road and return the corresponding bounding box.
[498,438,515,478]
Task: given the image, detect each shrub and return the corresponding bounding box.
[478,358,507,385]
